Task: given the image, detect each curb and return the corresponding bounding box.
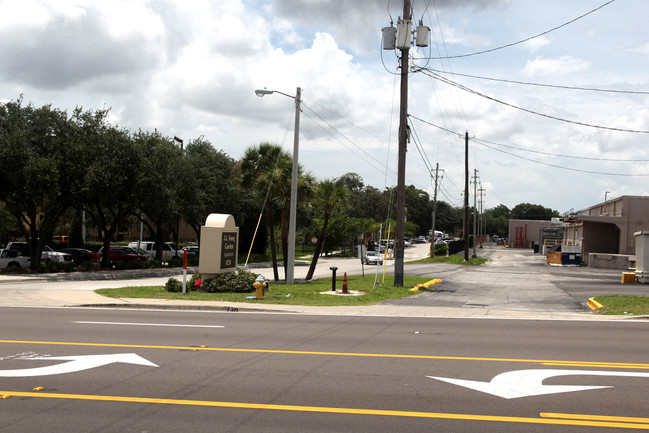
[587,297,604,310]
[76,303,286,313]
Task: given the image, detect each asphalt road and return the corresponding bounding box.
[2,307,649,432]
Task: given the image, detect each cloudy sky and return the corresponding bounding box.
[2,0,648,214]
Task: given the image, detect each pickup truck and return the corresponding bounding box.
[5,242,73,264]
[0,249,31,270]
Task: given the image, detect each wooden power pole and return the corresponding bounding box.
[394,0,411,287]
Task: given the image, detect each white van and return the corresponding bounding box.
[127,241,181,259]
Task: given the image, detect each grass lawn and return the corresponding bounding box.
[593,295,649,316]
[95,275,438,306]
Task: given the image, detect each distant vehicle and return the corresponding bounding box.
[403,239,412,247]
[182,246,199,259]
[127,241,182,259]
[60,248,92,265]
[416,236,427,243]
[6,242,73,264]
[364,251,383,265]
[130,246,150,257]
[0,249,31,270]
[90,246,149,266]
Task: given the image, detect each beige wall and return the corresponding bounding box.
[507,219,558,248]
[567,196,649,257]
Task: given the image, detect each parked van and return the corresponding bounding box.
[127,241,181,259]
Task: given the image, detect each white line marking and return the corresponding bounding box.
[428,369,649,399]
[0,353,158,377]
[74,321,224,328]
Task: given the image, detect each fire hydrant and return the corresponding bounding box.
[253,275,267,300]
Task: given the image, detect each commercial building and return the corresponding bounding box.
[564,195,649,267]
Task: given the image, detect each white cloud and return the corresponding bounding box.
[521,35,551,53]
[2,0,649,214]
[522,56,590,76]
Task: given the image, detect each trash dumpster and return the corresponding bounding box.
[561,253,581,265]
[547,251,561,265]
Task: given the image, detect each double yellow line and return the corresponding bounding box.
[2,339,649,369]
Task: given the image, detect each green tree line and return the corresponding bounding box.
[0,98,558,276]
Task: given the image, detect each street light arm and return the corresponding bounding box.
[254,89,296,100]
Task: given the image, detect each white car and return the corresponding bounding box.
[128,241,183,259]
[0,249,31,269]
[364,251,383,265]
[4,242,73,265]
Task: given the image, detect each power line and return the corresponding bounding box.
[475,139,649,177]
[299,100,431,191]
[408,114,649,176]
[426,68,649,96]
[475,137,649,162]
[413,0,616,60]
[300,104,391,177]
[418,69,649,134]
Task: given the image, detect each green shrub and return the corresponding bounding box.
[125,260,151,270]
[203,270,257,293]
[78,261,99,272]
[434,243,448,256]
[39,261,60,273]
[168,256,184,268]
[189,273,201,290]
[164,278,183,292]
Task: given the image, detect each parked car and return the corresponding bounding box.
[6,242,73,264]
[90,246,149,265]
[60,248,93,265]
[182,246,200,259]
[416,236,427,244]
[0,249,31,270]
[364,251,383,265]
[127,241,182,259]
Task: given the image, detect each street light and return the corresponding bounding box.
[173,136,184,256]
[255,87,301,285]
[174,136,184,151]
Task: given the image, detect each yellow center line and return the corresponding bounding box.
[542,412,649,424]
[1,339,648,369]
[1,391,648,429]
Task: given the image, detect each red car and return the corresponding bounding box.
[90,246,149,265]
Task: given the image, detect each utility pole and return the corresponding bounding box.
[463,131,469,262]
[394,0,411,287]
[478,185,486,248]
[429,163,440,258]
[472,169,478,258]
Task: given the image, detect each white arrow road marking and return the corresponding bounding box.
[0,353,158,377]
[428,369,649,399]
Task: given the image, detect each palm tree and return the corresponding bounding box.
[305,180,348,281]
[236,143,289,281]
[236,142,314,281]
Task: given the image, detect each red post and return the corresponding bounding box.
[342,273,348,294]
[183,249,188,269]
